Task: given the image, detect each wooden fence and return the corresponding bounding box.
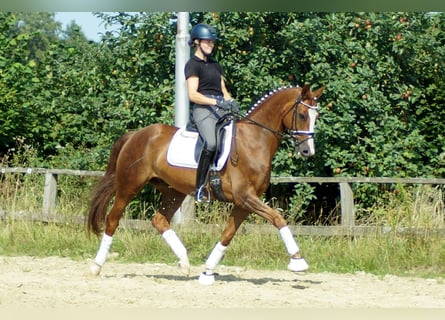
[1,166,445,236]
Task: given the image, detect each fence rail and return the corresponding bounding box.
[2,166,445,236]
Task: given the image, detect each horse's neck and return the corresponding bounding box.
[246,91,295,133]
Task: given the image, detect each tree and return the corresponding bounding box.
[1,12,444,221]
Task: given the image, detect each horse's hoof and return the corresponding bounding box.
[288,257,309,272]
[198,272,215,285]
[178,258,191,276]
[89,263,102,276]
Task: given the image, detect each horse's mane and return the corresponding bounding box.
[245,85,300,116]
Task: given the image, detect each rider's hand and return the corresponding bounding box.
[229,99,240,113]
[216,98,239,113]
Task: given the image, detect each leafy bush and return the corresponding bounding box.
[1,12,444,221]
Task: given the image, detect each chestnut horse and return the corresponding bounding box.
[87,84,324,284]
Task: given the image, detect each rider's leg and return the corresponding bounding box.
[195,148,215,202]
[192,106,220,202]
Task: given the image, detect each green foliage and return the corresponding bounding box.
[308,13,445,180]
[1,12,444,220]
[198,13,445,175]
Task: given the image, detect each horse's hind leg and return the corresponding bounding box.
[89,192,136,276]
[150,184,190,275]
[91,160,149,275]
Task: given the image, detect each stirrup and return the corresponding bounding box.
[195,186,210,203]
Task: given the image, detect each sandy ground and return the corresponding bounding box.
[0,255,444,309]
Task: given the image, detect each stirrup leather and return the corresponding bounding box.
[195,185,210,203]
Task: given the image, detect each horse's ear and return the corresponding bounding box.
[312,86,325,99]
[301,84,311,98]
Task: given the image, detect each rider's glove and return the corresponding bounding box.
[216,98,239,113]
[229,99,240,113]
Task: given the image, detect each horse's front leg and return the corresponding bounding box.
[199,206,249,285]
[242,194,309,273]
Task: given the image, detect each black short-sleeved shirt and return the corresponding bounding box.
[184,55,224,96]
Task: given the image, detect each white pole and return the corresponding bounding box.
[174,12,190,128]
[173,12,194,225]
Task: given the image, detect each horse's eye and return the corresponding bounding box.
[298,113,307,121]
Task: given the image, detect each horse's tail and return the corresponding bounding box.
[87,131,135,236]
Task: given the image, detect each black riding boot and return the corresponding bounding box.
[195,148,214,202]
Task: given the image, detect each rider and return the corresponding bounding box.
[185,23,239,202]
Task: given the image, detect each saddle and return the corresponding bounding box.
[167,114,234,171]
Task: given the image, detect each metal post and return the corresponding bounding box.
[173,12,194,224]
[174,12,190,128]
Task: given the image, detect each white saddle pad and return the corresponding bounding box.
[167,123,233,171]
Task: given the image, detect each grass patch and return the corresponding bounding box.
[0,219,443,278]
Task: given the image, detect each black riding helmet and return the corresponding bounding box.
[188,23,218,46]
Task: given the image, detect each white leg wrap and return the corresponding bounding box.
[205,242,227,274]
[94,233,113,266]
[162,229,187,260]
[288,256,309,272]
[279,226,300,256]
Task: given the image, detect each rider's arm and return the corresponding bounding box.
[186,76,219,106]
[221,77,232,101]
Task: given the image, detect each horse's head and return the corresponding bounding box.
[284,84,324,157]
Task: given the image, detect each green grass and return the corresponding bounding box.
[0,219,444,278]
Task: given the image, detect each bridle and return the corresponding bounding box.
[242,95,319,146]
[229,94,319,165]
[288,95,319,146]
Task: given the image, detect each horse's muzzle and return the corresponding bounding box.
[295,136,315,157]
